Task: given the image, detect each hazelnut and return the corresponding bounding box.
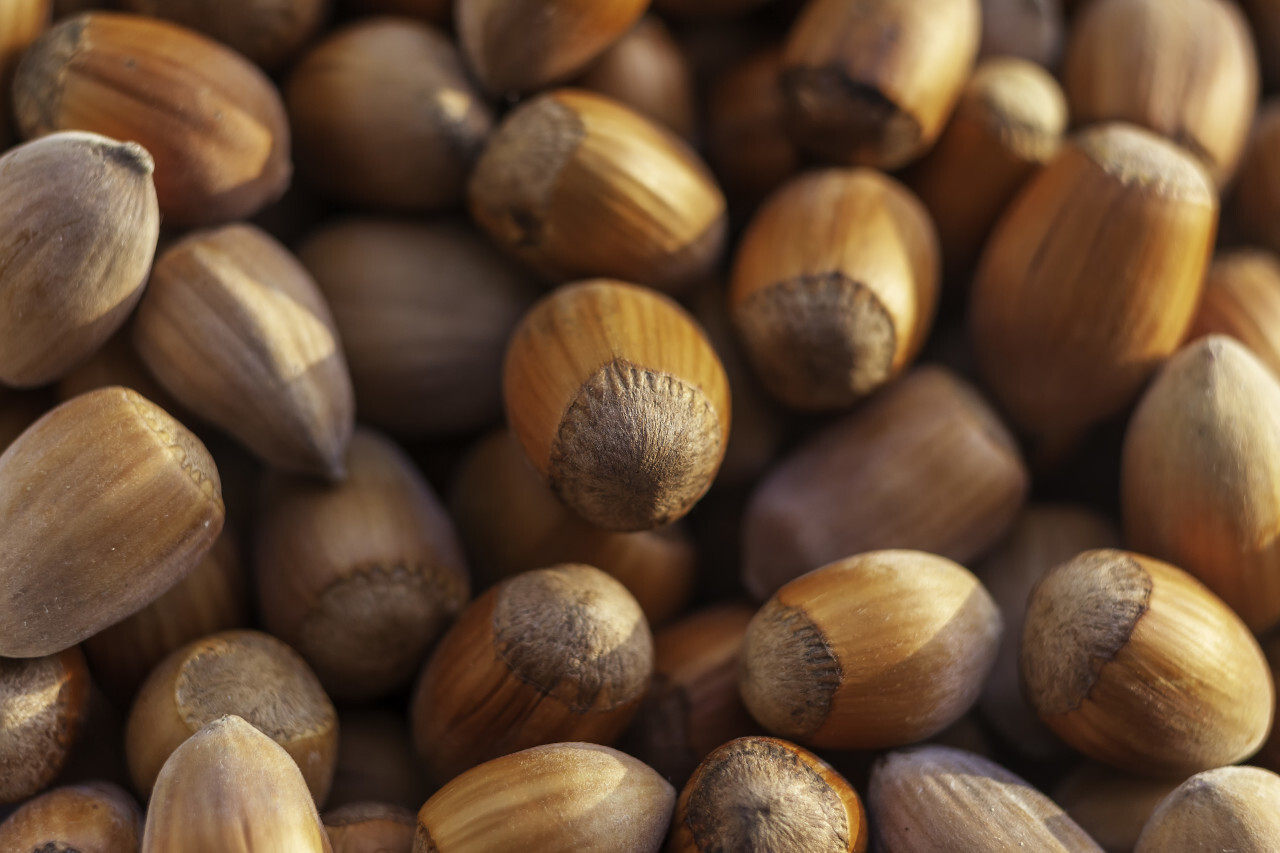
[1021,549,1274,777]
[739,550,1001,749]
[503,279,731,532]
[0,387,224,658]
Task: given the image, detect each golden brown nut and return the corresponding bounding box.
[740,550,1001,750]
[125,630,338,804]
[1021,549,1274,777]
[504,280,731,532]
[15,12,292,225]
[729,167,939,411]
[416,742,674,852]
[0,387,224,658]
[970,123,1216,453]
[779,0,981,169]
[410,564,653,784]
[469,90,727,294]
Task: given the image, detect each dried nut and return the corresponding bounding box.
[1135,766,1280,852]
[141,715,332,853]
[1240,0,1280,90]
[742,366,1027,599]
[119,0,327,69]
[0,781,141,852]
[0,131,158,387]
[779,0,981,169]
[577,16,696,141]
[978,0,1064,67]
[469,90,727,294]
[125,629,338,804]
[0,387,224,658]
[0,649,90,803]
[729,167,939,411]
[907,57,1068,277]
[15,12,292,225]
[287,18,493,211]
[1052,763,1180,853]
[410,564,653,783]
[457,0,647,95]
[416,742,675,852]
[740,550,1001,749]
[668,736,868,853]
[83,532,247,706]
[133,223,355,480]
[327,709,431,812]
[970,123,1216,451]
[1021,549,1274,777]
[1123,336,1280,631]
[1231,100,1280,258]
[1187,249,1280,377]
[324,802,414,853]
[255,427,471,702]
[620,603,759,785]
[1064,0,1258,185]
[504,280,731,532]
[869,745,1105,852]
[0,0,51,149]
[974,505,1118,760]
[450,429,695,624]
[706,48,801,207]
[298,218,538,436]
